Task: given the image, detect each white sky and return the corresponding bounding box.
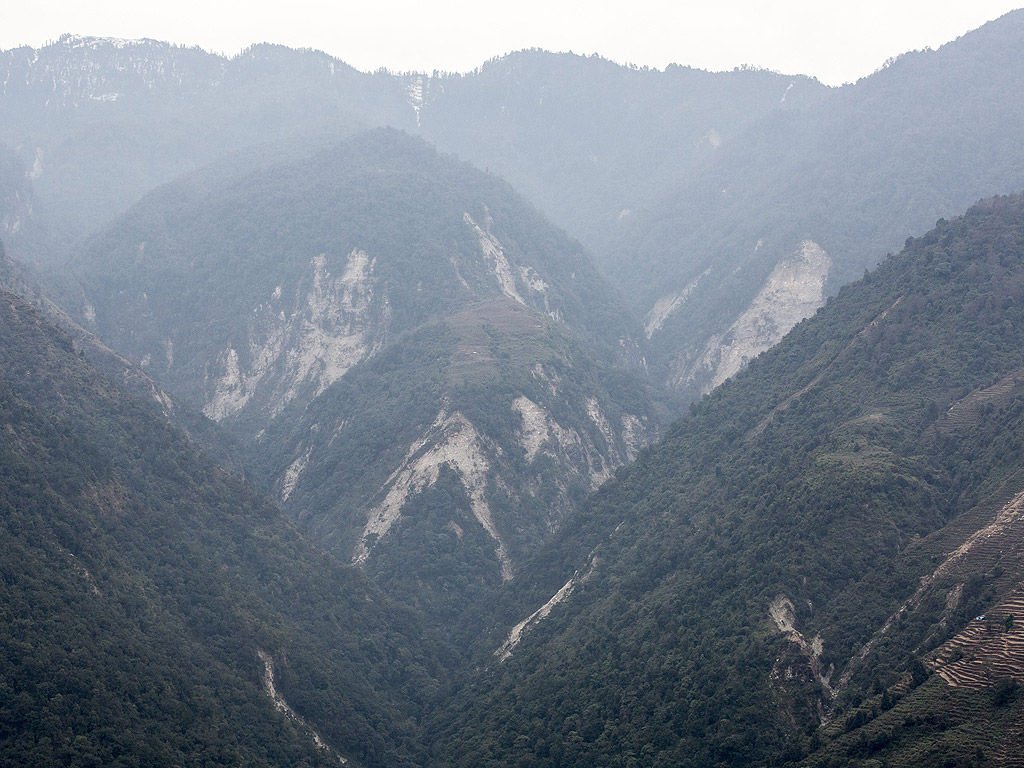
[2,1,1021,85]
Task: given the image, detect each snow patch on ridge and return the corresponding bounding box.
[355,410,514,580]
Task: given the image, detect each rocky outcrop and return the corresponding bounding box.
[204,248,386,422]
[677,240,831,391]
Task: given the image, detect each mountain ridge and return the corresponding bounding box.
[69,128,666,635]
[0,263,450,766]
[422,193,1024,767]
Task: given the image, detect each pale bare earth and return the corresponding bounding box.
[280,445,312,503]
[512,395,588,465]
[203,248,382,422]
[464,213,527,306]
[643,268,711,339]
[620,413,647,462]
[512,395,553,462]
[513,392,650,490]
[355,410,515,581]
[257,650,345,764]
[496,556,597,661]
[584,396,618,487]
[769,594,837,700]
[679,240,831,391]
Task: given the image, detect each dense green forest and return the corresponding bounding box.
[10,191,1024,767]
[66,128,667,636]
[421,196,1024,767]
[3,14,1024,766]
[0,269,450,767]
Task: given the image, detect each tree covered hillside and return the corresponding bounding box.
[70,128,666,635]
[0,266,448,767]
[6,15,1024,409]
[622,9,1024,395]
[415,50,823,259]
[0,35,413,248]
[426,195,1024,767]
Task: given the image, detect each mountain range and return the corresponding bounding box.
[6,13,1024,397]
[2,10,1024,767]
[67,128,662,635]
[0,243,446,766]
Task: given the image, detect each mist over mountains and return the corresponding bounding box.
[3,10,1024,767]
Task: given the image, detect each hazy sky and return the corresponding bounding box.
[3,1,1022,85]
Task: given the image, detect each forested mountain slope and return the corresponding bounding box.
[413,50,823,257]
[0,263,448,767]
[425,196,1024,767]
[70,129,665,634]
[0,34,818,264]
[0,35,413,250]
[6,15,1024,407]
[623,9,1024,395]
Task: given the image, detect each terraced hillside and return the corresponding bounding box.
[932,588,1024,689]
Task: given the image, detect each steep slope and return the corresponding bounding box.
[0,35,414,253]
[0,278,447,767]
[7,17,1024,407]
[0,36,824,266]
[0,241,248,476]
[622,9,1024,395]
[0,142,36,241]
[425,196,1024,767]
[71,129,663,632]
[415,50,825,258]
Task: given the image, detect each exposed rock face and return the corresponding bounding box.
[512,393,653,491]
[769,594,837,720]
[496,554,597,661]
[203,248,386,423]
[355,409,514,580]
[70,130,661,625]
[465,212,527,307]
[463,212,562,320]
[280,445,312,503]
[643,268,711,339]
[352,392,656,582]
[677,240,831,391]
[512,396,554,462]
